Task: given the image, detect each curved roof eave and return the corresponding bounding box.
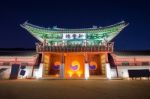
[20,21,128,42]
[21,21,128,33]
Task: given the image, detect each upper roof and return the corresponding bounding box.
[21,21,128,33]
[21,21,128,43]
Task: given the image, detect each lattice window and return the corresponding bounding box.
[3,62,10,66]
[141,62,149,66]
[122,62,129,66]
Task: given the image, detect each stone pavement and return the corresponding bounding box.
[0,79,150,99]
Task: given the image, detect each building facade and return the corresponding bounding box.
[20,21,128,79]
[0,51,39,79]
[1,21,150,80]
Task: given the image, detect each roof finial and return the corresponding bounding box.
[92,25,97,29]
[53,26,58,29]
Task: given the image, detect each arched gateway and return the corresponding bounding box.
[21,21,128,79]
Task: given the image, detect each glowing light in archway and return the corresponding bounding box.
[52,61,61,70]
[89,61,97,70]
[70,61,80,71]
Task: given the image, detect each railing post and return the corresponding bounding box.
[111,42,114,52]
[35,43,38,53]
[35,42,114,53]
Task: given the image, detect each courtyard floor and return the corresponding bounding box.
[0,79,150,99]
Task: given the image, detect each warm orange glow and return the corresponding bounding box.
[71,60,80,71]
[65,53,84,78]
[55,74,59,77]
[89,61,97,70]
[68,71,73,77]
[77,71,82,77]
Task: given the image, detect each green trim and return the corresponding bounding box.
[21,21,128,45]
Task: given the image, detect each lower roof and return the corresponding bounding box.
[1,49,150,57]
[114,51,150,56]
[0,49,36,57]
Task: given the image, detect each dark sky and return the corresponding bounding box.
[0,0,150,51]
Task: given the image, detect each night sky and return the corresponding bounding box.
[0,0,150,51]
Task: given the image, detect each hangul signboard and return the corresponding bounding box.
[63,33,86,40]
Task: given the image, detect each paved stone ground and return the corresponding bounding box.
[0,79,150,99]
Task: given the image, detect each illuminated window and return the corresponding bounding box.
[21,63,28,66]
[3,62,10,66]
[122,62,129,66]
[141,62,149,66]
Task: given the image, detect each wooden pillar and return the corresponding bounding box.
[84,52,89,79]
[60,53,65,78]
[101,53,106,75]
[43,53,51,76]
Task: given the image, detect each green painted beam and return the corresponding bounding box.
[21,21,128,45]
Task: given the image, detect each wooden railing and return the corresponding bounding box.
[36,42,114,53]
[115,62,150,66]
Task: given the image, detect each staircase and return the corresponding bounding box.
[0,68,7,74]
[0,68,8,79]
[108,53,116,68]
